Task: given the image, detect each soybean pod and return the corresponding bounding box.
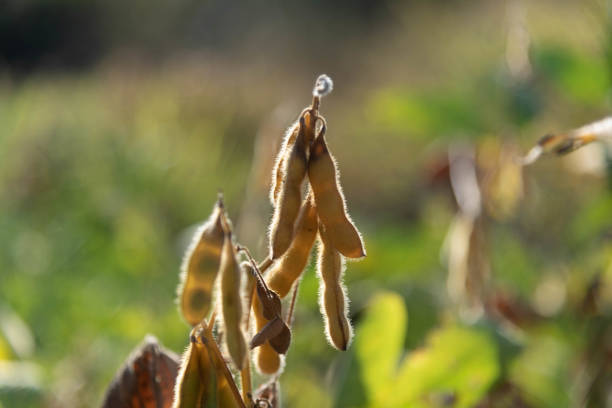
[269,117,308,259]
[317,222,353,351]
[308,126,365,259]
[219,223,248,370]
[267,193,318,298]
[178,199,225,327]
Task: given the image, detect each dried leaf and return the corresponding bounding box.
[101,335,179,408]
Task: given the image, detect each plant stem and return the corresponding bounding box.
[286,279,301,328]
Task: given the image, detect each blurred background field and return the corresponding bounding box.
[1,0,612,407]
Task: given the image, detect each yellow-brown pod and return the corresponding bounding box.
[178,200,225,326]
[270,122,300,205]
[219,228,248,370]
[267,194,318,298]
[173,333,217,408]
[269,118,308,259]
[308,127,365,259]
[210,349,241,408]
[252,295,282,374]
[242,261,256,310]
[317,222,353,351]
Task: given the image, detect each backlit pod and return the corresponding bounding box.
[178,200,225,326]
[317,222,353,351]
[219,227,248,370]
[252,295,282,374]
[267,193,318,298]
[269,117,308,259]
[308,126,365,259]
[172,334,217,408]
[270,122,299,206]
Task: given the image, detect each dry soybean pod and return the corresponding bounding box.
[267,193,318,298]
[317,222,353,351]
[219,221,248,370]
[178,198,226,326]
[252,295,282,374]
[308,124,365,259]
[173,332,217,407]
[269,116,308,259]
[270,122,299,205]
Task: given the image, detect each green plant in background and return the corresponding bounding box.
[1,3,612,407]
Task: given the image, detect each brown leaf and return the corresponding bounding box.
[268,323,291,355]
[256,281,282,320]
[250,316,285,350]
[100,335,179,408]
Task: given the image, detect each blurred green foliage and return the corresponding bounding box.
[1,1,612,407]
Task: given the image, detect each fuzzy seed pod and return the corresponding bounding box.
[308,127,365,259]
[252,295,282,374]
[317,222,353,351]
[267,194,318,298]
[269,118,308,259]
[270,122,300,205]
[219,228,248,370]
[242,261,256,309]
[172,335,217,408]
[178,200,225,326]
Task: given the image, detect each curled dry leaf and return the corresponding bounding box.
[101,335,180,408]
[250,316,285,350]
[252,296,282,374]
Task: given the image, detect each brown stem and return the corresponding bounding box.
[286,279,301,329]
[311,95,320,115]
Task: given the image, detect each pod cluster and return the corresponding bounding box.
[257,75,366,374]
[173,75,365,406]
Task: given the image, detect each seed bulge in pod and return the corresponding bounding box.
[267,193,318,298]
[219,228,248,370]
[308,126,365,259]
[178,199,226,327]
[269,117,308,259]
[316,222,353,351]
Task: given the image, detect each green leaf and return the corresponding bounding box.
[353,292,499,408]
[355,292,408,405]
[391,326,500,408]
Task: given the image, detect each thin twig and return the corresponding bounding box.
[286,279,301,328]
[237,246,272,293]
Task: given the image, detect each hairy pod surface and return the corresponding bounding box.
[178,201,226,327]
[269,118,308,259]
[270,122,300,206]
[267,194,318,298]
[219,231,248,370]
[308,128,365,259]
[252,295,282,374]
[317,223,353,351]
[172,336,217,408]
[242,261,256,310]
